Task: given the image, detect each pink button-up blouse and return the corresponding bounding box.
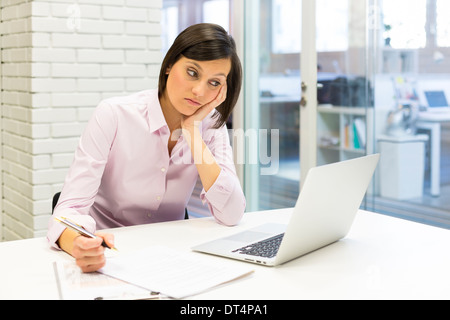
[47,89,245,249]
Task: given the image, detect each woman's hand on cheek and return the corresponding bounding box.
[181,84,227,130]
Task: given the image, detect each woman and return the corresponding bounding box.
[47,23,245,272]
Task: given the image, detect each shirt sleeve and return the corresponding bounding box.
[46,101,117,249]
[200,121,246,226]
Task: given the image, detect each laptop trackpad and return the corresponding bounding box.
[224,231,271,243]
[224,223,287,243]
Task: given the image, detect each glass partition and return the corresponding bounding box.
[161,0,450,228]
[368,0,450,228]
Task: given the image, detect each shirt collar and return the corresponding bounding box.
[147,90,169,134]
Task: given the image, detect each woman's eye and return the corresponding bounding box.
[209,81,221,87]
[187,69,197,78]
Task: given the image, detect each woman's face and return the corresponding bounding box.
[164,56,231,116]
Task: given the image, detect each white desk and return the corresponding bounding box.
[1,208,450,300]
[417,111,450,196]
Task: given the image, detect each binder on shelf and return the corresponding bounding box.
[353,124,360,149]
[344,122,350,148]
[353,118,366,149]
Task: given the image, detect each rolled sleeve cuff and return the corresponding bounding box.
[47,210,96,250]
[200,169,245,226]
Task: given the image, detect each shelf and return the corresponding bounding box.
[317,106,373,165]
[318,105,369,116]
[318,144,366,154]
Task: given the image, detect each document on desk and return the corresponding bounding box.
[98,245,255,299]
[53,261,158,300]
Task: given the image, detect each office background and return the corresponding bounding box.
[0,0,449,242]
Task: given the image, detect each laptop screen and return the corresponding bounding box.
[424,90,449,108]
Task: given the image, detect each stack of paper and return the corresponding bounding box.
[98,246,254,299]
[54,261,157,300]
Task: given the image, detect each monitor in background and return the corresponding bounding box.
[424,90,449,113]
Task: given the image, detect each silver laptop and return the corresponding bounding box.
[192,154,380,266]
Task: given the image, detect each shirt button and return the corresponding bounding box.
[161,167,166,173]
[147,212,152,218]
[156,196,161,201]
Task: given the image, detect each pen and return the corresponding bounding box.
[54,216,118,251]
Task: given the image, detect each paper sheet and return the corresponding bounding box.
[53,261,158,300]
[98,246,254,299]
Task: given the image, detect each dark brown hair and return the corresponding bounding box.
[158,23,242,129]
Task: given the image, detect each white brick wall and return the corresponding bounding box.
[0,0,163,241]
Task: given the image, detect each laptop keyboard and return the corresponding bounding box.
[232,233,284,258]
